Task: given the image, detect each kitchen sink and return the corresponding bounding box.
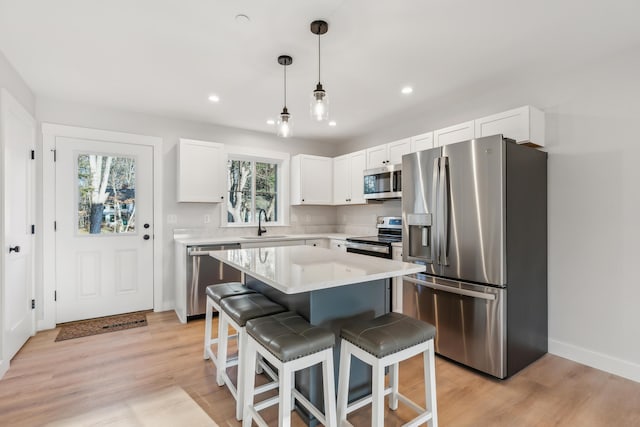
[240,235,288,239]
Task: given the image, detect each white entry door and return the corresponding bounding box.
[55,138,154,323]
[1,89,35,363]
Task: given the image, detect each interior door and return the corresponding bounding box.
[55,137,154,323]
[1,89,35,362]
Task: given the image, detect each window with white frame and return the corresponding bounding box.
[225,151,289,226]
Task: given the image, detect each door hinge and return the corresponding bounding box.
[54,291,57,301]
[31,224,35,234]
[31,299,35,309]
[51,149,56,162]
[54,221,57,231]
[31,150,35,160]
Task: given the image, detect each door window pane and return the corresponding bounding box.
[77,154,136,234]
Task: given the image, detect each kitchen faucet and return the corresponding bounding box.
[258,209,267,236]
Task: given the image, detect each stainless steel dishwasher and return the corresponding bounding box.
[186,243,242,319]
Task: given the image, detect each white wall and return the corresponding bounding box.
[35,98,338,314]
[338,46,640,382]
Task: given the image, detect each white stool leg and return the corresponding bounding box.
[204,297,213,360]
[322,349,338,427]
[336,340,352,425]
[279,364,293,427]
[235,327,247,421]
[242,338,258,427]
[389,361,399,410]
[425,341,438,427]
[216,313,229,387]
[371,360,385,427]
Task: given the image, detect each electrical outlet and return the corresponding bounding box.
[204,215,211,224]
[167,214,177,224]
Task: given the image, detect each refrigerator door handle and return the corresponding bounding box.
[404,276,496,301]
[440,156,450,266]
[432,157,440,264]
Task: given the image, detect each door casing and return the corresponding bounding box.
[41,124,163,330]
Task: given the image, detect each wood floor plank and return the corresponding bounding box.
[0,311,638,426]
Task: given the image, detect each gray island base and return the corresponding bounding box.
[208,246,424,426]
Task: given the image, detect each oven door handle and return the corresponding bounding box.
[403,276,496,301]
[345,242,391,255]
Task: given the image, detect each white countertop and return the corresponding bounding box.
[208,245,423,294]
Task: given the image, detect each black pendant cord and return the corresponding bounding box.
[317,33,321,84]
[284,62,287,109]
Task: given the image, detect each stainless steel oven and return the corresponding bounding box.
[346,216,402,259]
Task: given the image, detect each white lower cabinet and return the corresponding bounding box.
[305,239,329,248]
[392,246,403,313]
[329,239,347,252]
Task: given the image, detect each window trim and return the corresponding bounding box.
[222,147,290,227]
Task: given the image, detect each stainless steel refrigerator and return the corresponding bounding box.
[402,134,547,378]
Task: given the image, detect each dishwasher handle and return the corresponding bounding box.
[188,243,241,256]
[404,276,496,301]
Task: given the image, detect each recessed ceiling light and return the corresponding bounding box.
[266,119,275,125]
[401,86,413,95]
[328,121,337,127]
[208,94,220,103]
[235,14,250,24]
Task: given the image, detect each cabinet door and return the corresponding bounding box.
[366,144,388,168]
[391,246,403,313]
[410,132,434,153]
[475,105,545,147]
[349,150,367,204]
[295,155,333,204]
[305,239,329,248]
[333,154,350,204]
[177,139,225,202]
[387,138,411,164]
[434,120,475,147]
[330,239,347,252]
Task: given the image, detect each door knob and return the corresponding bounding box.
[143,235,150,240]
[9,246,20,253]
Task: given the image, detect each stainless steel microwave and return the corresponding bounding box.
[363,164,402,199]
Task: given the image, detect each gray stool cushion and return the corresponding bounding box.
[340,312,436,358]
[219,293,286,327]
[206,282,255,305]
[246,312,335,362]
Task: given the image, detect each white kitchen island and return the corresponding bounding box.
[209,245,424,425]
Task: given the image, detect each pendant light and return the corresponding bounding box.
[310,20,329,121]
[277,55,293,138]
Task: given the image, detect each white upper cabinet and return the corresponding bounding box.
[333,150,366,205]
[366,138,411,168]
[177,138,225,203]
[475,105,545,147]
[291,154,333,205]
[434,120,475,147]
[410,132,434,153]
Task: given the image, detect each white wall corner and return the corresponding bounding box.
[549,338,640,384]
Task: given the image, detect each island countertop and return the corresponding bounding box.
[209,245,425,294]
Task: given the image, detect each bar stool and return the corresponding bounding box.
[336,312,438,427]
[203,282,256,368]
[218,293,286,421]
[242,311,337,427]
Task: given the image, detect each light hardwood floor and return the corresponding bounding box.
[0,311,638,426]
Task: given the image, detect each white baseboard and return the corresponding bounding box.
[549,338,640,383]
[0,359,9,380]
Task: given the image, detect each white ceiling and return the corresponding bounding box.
[1,0,639,142]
